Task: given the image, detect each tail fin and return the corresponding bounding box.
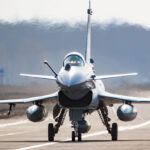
[85,0,92,64]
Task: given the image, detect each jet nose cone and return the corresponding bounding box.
[58,67,87,87]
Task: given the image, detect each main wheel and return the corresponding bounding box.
[111,123,118,141]
[48,123,55,141]
[78,131,82,141]
[72,131,75,142]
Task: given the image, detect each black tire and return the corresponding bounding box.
[111,123,118,141]
[78,131,82,141]
[72,131,75,142]
[48,123,54,141]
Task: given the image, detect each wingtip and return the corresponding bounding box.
[20,73,27,76]
[134,72,138,75]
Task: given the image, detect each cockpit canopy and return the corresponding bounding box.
[63,54,84,67]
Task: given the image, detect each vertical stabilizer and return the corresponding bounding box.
[85,0,93,63]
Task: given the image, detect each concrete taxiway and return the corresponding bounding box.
[0,104,150,150]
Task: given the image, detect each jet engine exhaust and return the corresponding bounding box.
[26,105,48,122]
[117,104,137,121]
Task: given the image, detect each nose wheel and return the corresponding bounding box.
[72,131,75,141]
[72,131,82,142]
[78,131,82,141]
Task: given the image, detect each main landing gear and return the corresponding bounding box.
[48,106,67,141]
[98,102,118,141]
[48,103,118,142]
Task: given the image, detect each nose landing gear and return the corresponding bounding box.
[71,119,91,142]
[71,121,83,142]
[72,130,82,142]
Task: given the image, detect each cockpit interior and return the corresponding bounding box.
[63,55,84,67]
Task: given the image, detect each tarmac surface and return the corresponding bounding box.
[0,104,150,150]
[1,85,150,150]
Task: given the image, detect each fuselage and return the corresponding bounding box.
[56,52,105,110]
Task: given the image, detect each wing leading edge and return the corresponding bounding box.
[20,73,56,80]
[0,92,58,104]
[99,91,150,103]
[95,73,138,80]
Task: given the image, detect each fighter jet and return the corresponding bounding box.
[1,0,150,142]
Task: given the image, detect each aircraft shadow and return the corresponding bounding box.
[0,140,48,143]
[0,139,150,143]
[60,139,150,143]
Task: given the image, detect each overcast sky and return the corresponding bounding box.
[0,0,150,28]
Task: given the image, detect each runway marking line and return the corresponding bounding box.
[0,132,27,137]
[0,120,29,128]
[15,120,150,150]
[0,120,30,137]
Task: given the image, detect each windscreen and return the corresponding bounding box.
[64,55,84,66]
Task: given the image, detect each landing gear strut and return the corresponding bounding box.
[98,102,118,141]
[7,104,15,115]
[48,108,67,141]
